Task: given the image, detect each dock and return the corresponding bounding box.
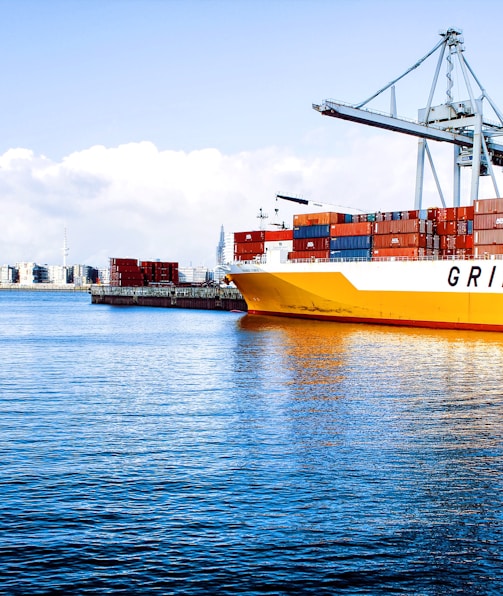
[90,285,248,311]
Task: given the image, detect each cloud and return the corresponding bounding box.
[1,136,501,268]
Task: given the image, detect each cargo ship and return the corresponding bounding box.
[226,29,503,332]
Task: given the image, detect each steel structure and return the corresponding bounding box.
[313,28,503,208]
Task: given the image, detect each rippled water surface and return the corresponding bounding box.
[1,290,502,594]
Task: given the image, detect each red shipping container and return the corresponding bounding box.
[234,241,265,255]
[293,212,347,226]
[264,229,293,241]
[439,235,456,250]
[330,221,373,237]
[457,206,474,220]
[234,230,266,243]
[474,229,503,244]
[474,198,503,214]
[373,233,427,248]
[373,219,431,235]
[455,235,473,249]
[288,250,331,260]
[436,207,457,222]
[436,221,458,235]
[110,257,138,266]
[474,244,503,256]
[372,247,428,259]
[293,237,330,251]
[473,213,503,230]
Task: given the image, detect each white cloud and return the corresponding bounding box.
[1,136,502,269]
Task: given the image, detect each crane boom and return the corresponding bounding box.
[313,28,503,206]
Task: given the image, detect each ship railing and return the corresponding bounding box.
[236,253,503,265]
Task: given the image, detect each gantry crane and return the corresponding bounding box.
[313,28,503,208]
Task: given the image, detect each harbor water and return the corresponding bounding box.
[1,291,502,594]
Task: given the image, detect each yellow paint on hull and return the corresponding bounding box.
[229,268,503,331]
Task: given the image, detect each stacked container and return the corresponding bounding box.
[473,198,503,256]
[110,258,144,287]
[234,230,266,261]
[436,206,474,258]
[372,214,435,259]
[289,212,347,260]
[330,220,373,259]
[140,261,179,285]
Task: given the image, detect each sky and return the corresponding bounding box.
[1,0,503,268]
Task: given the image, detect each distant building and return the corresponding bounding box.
[16,262,49,284]
[73,264,99,286]
[223,232,234,264]
[97,267,110,285]
[216,225,225,265]
[0,265,16,283]
[47,265,70,284]
[178,266,210,285]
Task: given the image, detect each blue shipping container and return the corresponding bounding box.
[330,248,372,260]
[330,235,372,250]
[293,224,330,239]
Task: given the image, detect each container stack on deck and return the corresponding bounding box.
[233,198,503,262]
[233,229,293,261]
[140,261,179,286]
[110,258,179,287]
[474,198,503,257]
[110,258,144,287]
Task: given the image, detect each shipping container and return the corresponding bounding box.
[234,230,266,243]
[474,244,503,256]
[473,213,503,230]
[330,248,372,260]
[372,247,429,258]
[288,250,331,260]
[474,229,503,244]
[373,233,428,249]
[455,235,473,249]
[330,235,372,250]
[293,211,347,226]
[474,198,503,214]
[457,206,475,220]
[110,257,138,266]
[373,219,432,235]
[264,229,293,241]
[293,224,331,239]
[330,221,373,237]
[234,241,265,255]
[436,207,458,222]
[436,221,458,235]
[293,237,330,251]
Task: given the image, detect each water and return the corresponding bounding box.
[0,291,502,595]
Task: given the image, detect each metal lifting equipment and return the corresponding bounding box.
[313,28,503,208]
